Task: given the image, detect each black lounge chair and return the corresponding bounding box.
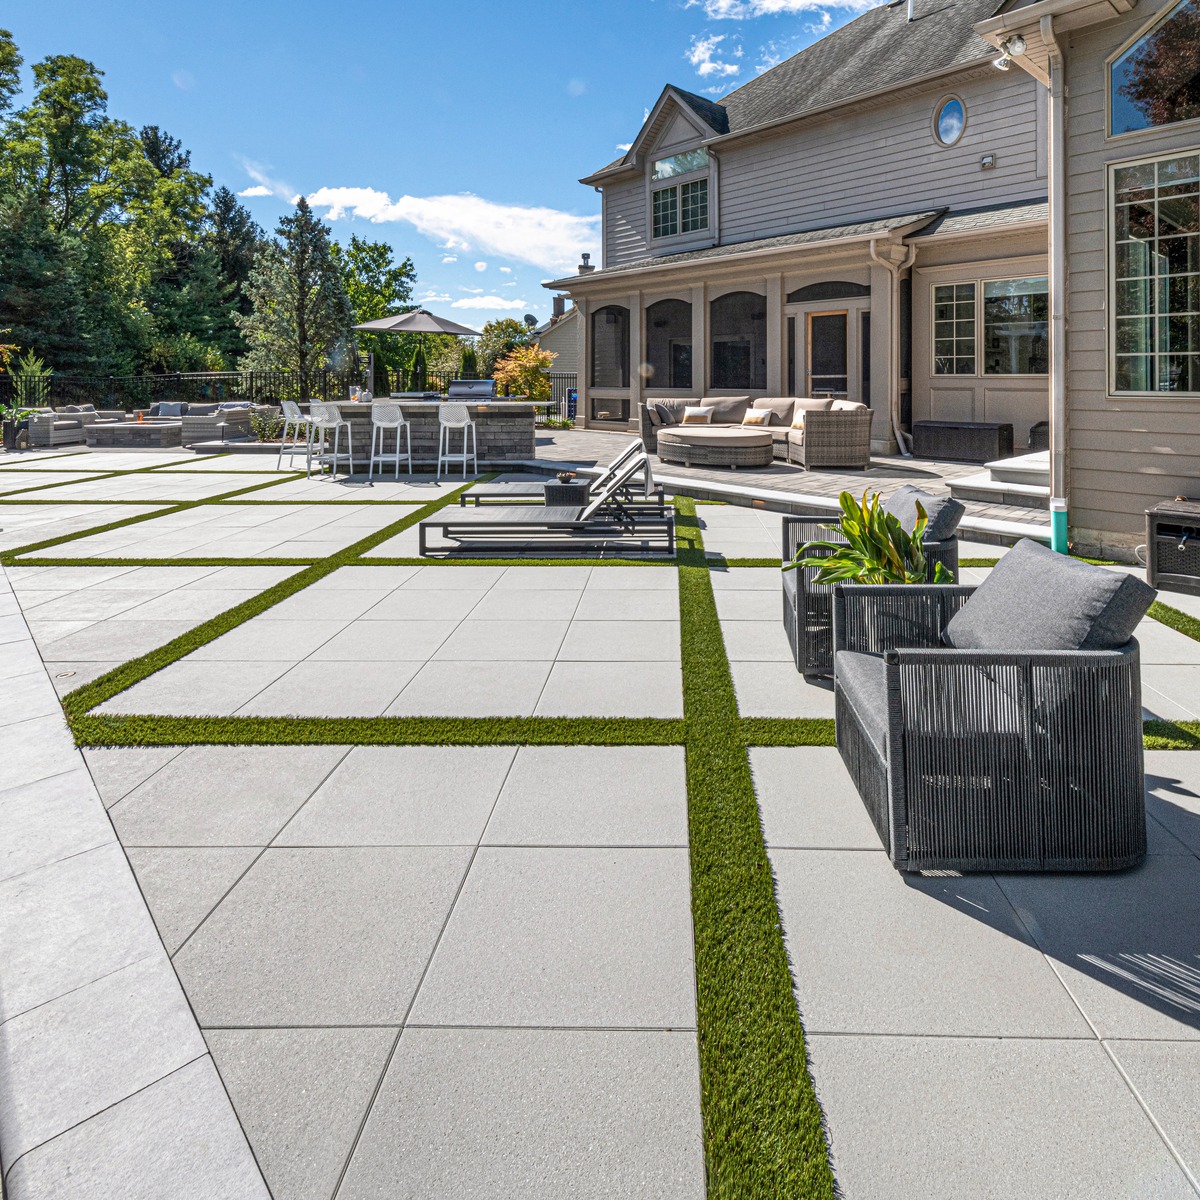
[421,453,674,557]
[459,440,661,507]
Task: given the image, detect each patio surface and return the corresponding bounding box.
[0,445,1198,1199]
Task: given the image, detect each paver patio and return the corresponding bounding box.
[1,445,1198,1198]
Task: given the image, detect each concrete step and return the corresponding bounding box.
[951,471,1050,510]
[984,450,1050,487]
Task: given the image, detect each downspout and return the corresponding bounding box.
[708,150,721,247]
[1043,13,1070,553]
[869,237,917,457]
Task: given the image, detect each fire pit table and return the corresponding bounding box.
[86,419,183,448]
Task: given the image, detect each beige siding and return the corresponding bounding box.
[603,178,648,267]
[718,70,1045,243]
[537,313,581,378]
[1064,0,1200,550]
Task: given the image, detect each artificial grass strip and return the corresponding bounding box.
[716,557,784,570]
[70,713,684,748]
[741,717,837,747]
[364,555,675,568]
[13,556,323,569]
[959,557,1000,568]
[675,494,835,1198]
[62,481,480,718]
[1150,600,1200,644]
[1143,719,1200,750]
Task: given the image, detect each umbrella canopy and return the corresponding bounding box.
[353,309,481,338]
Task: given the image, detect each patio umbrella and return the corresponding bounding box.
[352,309,481,337]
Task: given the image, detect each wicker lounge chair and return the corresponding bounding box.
[782,486,964,677]
[420,452,674,557]
[832,539,1156,873]
[459,440,661,507]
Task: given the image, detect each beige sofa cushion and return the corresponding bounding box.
[751,397,797,425]
[831,399,868,411]
[790,397,835,428]
[700,395,751,424]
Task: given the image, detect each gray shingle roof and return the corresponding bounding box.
[546,211,943,285]
[911,197,1049,236]
[672,88,731,135]
[715,0,1003,132]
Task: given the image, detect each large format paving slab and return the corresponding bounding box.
[0,503,172,553]
[759,743,1200,1193]
[97,563,684,718]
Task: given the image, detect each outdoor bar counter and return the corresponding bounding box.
[309,398,537,467]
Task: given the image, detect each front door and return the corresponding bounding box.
[806,310,849,398]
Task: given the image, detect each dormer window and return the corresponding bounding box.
[651,149,711,239]
[1110,0,1200,136]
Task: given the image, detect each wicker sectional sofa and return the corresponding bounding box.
[640,395,872,470]
[28,406,128,447]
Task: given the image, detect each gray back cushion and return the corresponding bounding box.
[653,401,683,426]
[156,401,187,417]
[944,538,1156,651]
[883,485,965,542]
[187,403,218,416]
[700,396,751,424]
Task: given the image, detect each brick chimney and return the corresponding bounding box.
[552,295,566,320]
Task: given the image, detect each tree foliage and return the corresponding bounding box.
[331,233,416,371]
[476,317,534,375]
[492,343,555,402]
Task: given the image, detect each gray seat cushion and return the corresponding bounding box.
[883,485,965,542]
[945,538,1156,651]
[836,651,889,756]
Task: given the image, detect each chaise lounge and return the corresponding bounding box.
[832,539,1156,873]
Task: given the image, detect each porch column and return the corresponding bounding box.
[766,272,784,395]
[868,261,896,453]
[691,283,707,395]
[628,289,644,428]
[578,296,592,428]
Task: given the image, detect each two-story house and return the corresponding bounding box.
[546,0,1052,457]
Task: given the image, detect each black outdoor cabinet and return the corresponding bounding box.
[1146,499,1200,596]
[912,420,1014,463]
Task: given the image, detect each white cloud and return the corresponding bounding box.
[474,261,487,272]
[687,33,742,78]
[499,266,513,274]
[691,0,873,15]
[238,158,296,202]
[616,142,633,152]
[172,69,195,91]
[459,286,485,294]
[567,78,587,97]
[450,295,528,311]
[419,292,452,304]
[441,254,458,263]
[304,187,600,272]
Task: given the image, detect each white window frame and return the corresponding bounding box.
[645,147,715,251]
[931,275,1051,378]
[1106,147,1200,398]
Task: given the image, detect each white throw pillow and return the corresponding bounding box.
[742,410,770,426]
[681,406,713,425]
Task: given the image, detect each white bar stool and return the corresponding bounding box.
[307,401,356,479]
[369,402,412,479]
[437,403,477,479]
[278,399,313,470]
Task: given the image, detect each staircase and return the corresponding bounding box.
[950,450,1050,510]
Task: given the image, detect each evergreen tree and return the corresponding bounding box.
[0,29,22,119]
[238,197,355,397]
[139,125,191,176]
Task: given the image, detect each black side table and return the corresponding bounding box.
[544,480,590,507]
[1147,500,1200,595]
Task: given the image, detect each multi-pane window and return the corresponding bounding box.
[983,278,1049,374]
[652,148,709,179]
[1112,153,1200,394]
[653,187,679,238]
[1110,0,1200,136]
[653,178,708,238]
[933,284,977,374]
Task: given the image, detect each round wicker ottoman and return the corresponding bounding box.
[656,426,774,469]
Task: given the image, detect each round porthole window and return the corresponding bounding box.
[935,97,966,145]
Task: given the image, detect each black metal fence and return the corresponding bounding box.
[0,367,580,418]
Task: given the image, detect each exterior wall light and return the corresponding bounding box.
[1002,34,1027,55]
[994,54,1012,70]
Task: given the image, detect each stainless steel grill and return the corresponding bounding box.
[446,379,497,399]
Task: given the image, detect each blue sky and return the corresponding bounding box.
[3,0,874,320]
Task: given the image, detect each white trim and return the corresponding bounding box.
[929,272,1052,379]
[933,94,968,147]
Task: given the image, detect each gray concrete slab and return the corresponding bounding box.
[1145,751,1200,855]
[309,618,459,662]
[305,564,420,590]
[236,660,423,718]
[81,746,183,807]
[468,588,583,620]
[110,745,349,846]
[357,587,487,621]
[36,618,204,663]
[482,746,689,847]
[4,1056,269,1200]
[572,589,678,621]
[729,661,835,718]
[432,618,570,662]
[126,847,260,954]
[0,714,89,793]
[0,769,116,883]
[173,847,471,1025]
[0,954,207,1164]
[1141,665,1200,719]
[338,1028,704,1200]
[275,746,517,846]
[996,854,1200,1040]
[719,620,794,662]
[584,565,678,591]
[409,847,695,1029]
[387,660,554,717]
[96,660,292,716]
[769,848,1091,1037]
[190,617,350,661]
[556,619,679,662]
[706,566,779,590]
[713,589,780,621]
[494,565,594,590]
[1107,1040,1200,1182]
[206,1026,396,1200]
[750,746,882,850]
[400,565,506,590]
[807,1033,1196,1200]
[535,661,684,718]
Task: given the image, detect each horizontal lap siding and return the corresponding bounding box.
[604,178,648,266]
[718,72,1044,243]
[1065,1,1200,541]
